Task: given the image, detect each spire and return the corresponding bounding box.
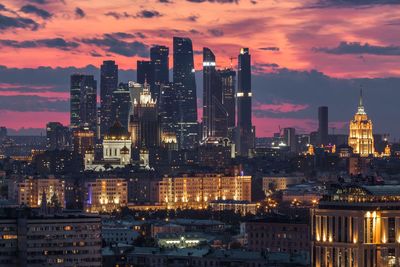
[357,87,366,115]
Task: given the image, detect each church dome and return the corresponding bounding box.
[120,146,130,154]
[105,120,130,140]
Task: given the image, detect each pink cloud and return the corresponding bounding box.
[253,102,309,113]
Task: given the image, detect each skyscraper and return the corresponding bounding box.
[137,60,155,97]
[236,48,255,156]
[111,83,131,129]
[70,74,97,131]
[318,106,328,145]
[348,90,375,157]
[159,82,179,134]
[202,47,228,140]
[128,82,160,148]
[100,60,118,137]
[151,45,169,85]
[173,37,198,149]
[220,68,236,129]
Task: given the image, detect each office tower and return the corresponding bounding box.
[318,106,328,145]
[151,45,169,101]
[202,47,228,140]
[46,122,70,151]
[100,60,118,137]
[173,37,198,149]
[128,83,160,148]
[282,127,297,153]
[159,82,179,133]
[348,90,375,157]
[137,60,155,98]
[111,83,131,129]
[220,68,236,129]
[70,74,97,131]
[236,48,255,156]
[311,184,400,267]
[0,208,102,266]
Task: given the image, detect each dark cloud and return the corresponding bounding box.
[75,7,85,18]
[208,29,224,37]
[159,0,173,3]
[136,10,162,18]
[0,95,67,112]
[80,35,148,57]
[259,47,280,52]
[89,50,102,57]
[187,15,198,22]
[0,14,39,31]
[308,0,400,8]
[27,0,48,4]
[313,42,400,56]
[104,11,134,19]
[20,4,52,19]
[0,38,79,51]
[105,10,161,19]
[186,0,239,3]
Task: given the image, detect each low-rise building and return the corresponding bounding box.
[209,200,259,215]
[102,227,139,245]
[244,214,310,255]
[84,178,128,213]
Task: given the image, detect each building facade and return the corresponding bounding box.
[311,185,400,267]
[318,106,329,146]
[0,208,101,267]
[84,178,128,213]
[111,83,131,129]
[156,174,251,209]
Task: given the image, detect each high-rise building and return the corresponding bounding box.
[151,45,169,101]
[236,48,255,156]
[0,208,102,266]
[128,82,160,148]
[111,83,131,129]
[100,60,118,137]
[348,90,375,157]
[311,184,400,267]
[283,127,297,153]
[0,126,7,144]
[137,60,155,97]
[159,82,179,133]
[173,37,198,149]
[318,106,328,145]
[220,68,236,129]
[202,47,228,140]
[46,122,71,151]
[70,74,97,131]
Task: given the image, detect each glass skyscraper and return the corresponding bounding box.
[100,60,118,137]
[173,37,198,149]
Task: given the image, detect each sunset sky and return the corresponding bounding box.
[1,0,400,137]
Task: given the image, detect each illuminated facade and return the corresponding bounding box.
[348,91,375,157]
[85,178,128,213]
[311,185,400,267]
[84,121,132,171]
[17,177,65,208]
[157,174,251,209]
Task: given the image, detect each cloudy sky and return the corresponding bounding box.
[0,0,400,137]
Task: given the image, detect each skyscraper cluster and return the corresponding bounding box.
[69,36,255,158]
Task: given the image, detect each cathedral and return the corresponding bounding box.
[348,90,375,157]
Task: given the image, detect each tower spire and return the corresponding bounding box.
[357,87,365,114]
